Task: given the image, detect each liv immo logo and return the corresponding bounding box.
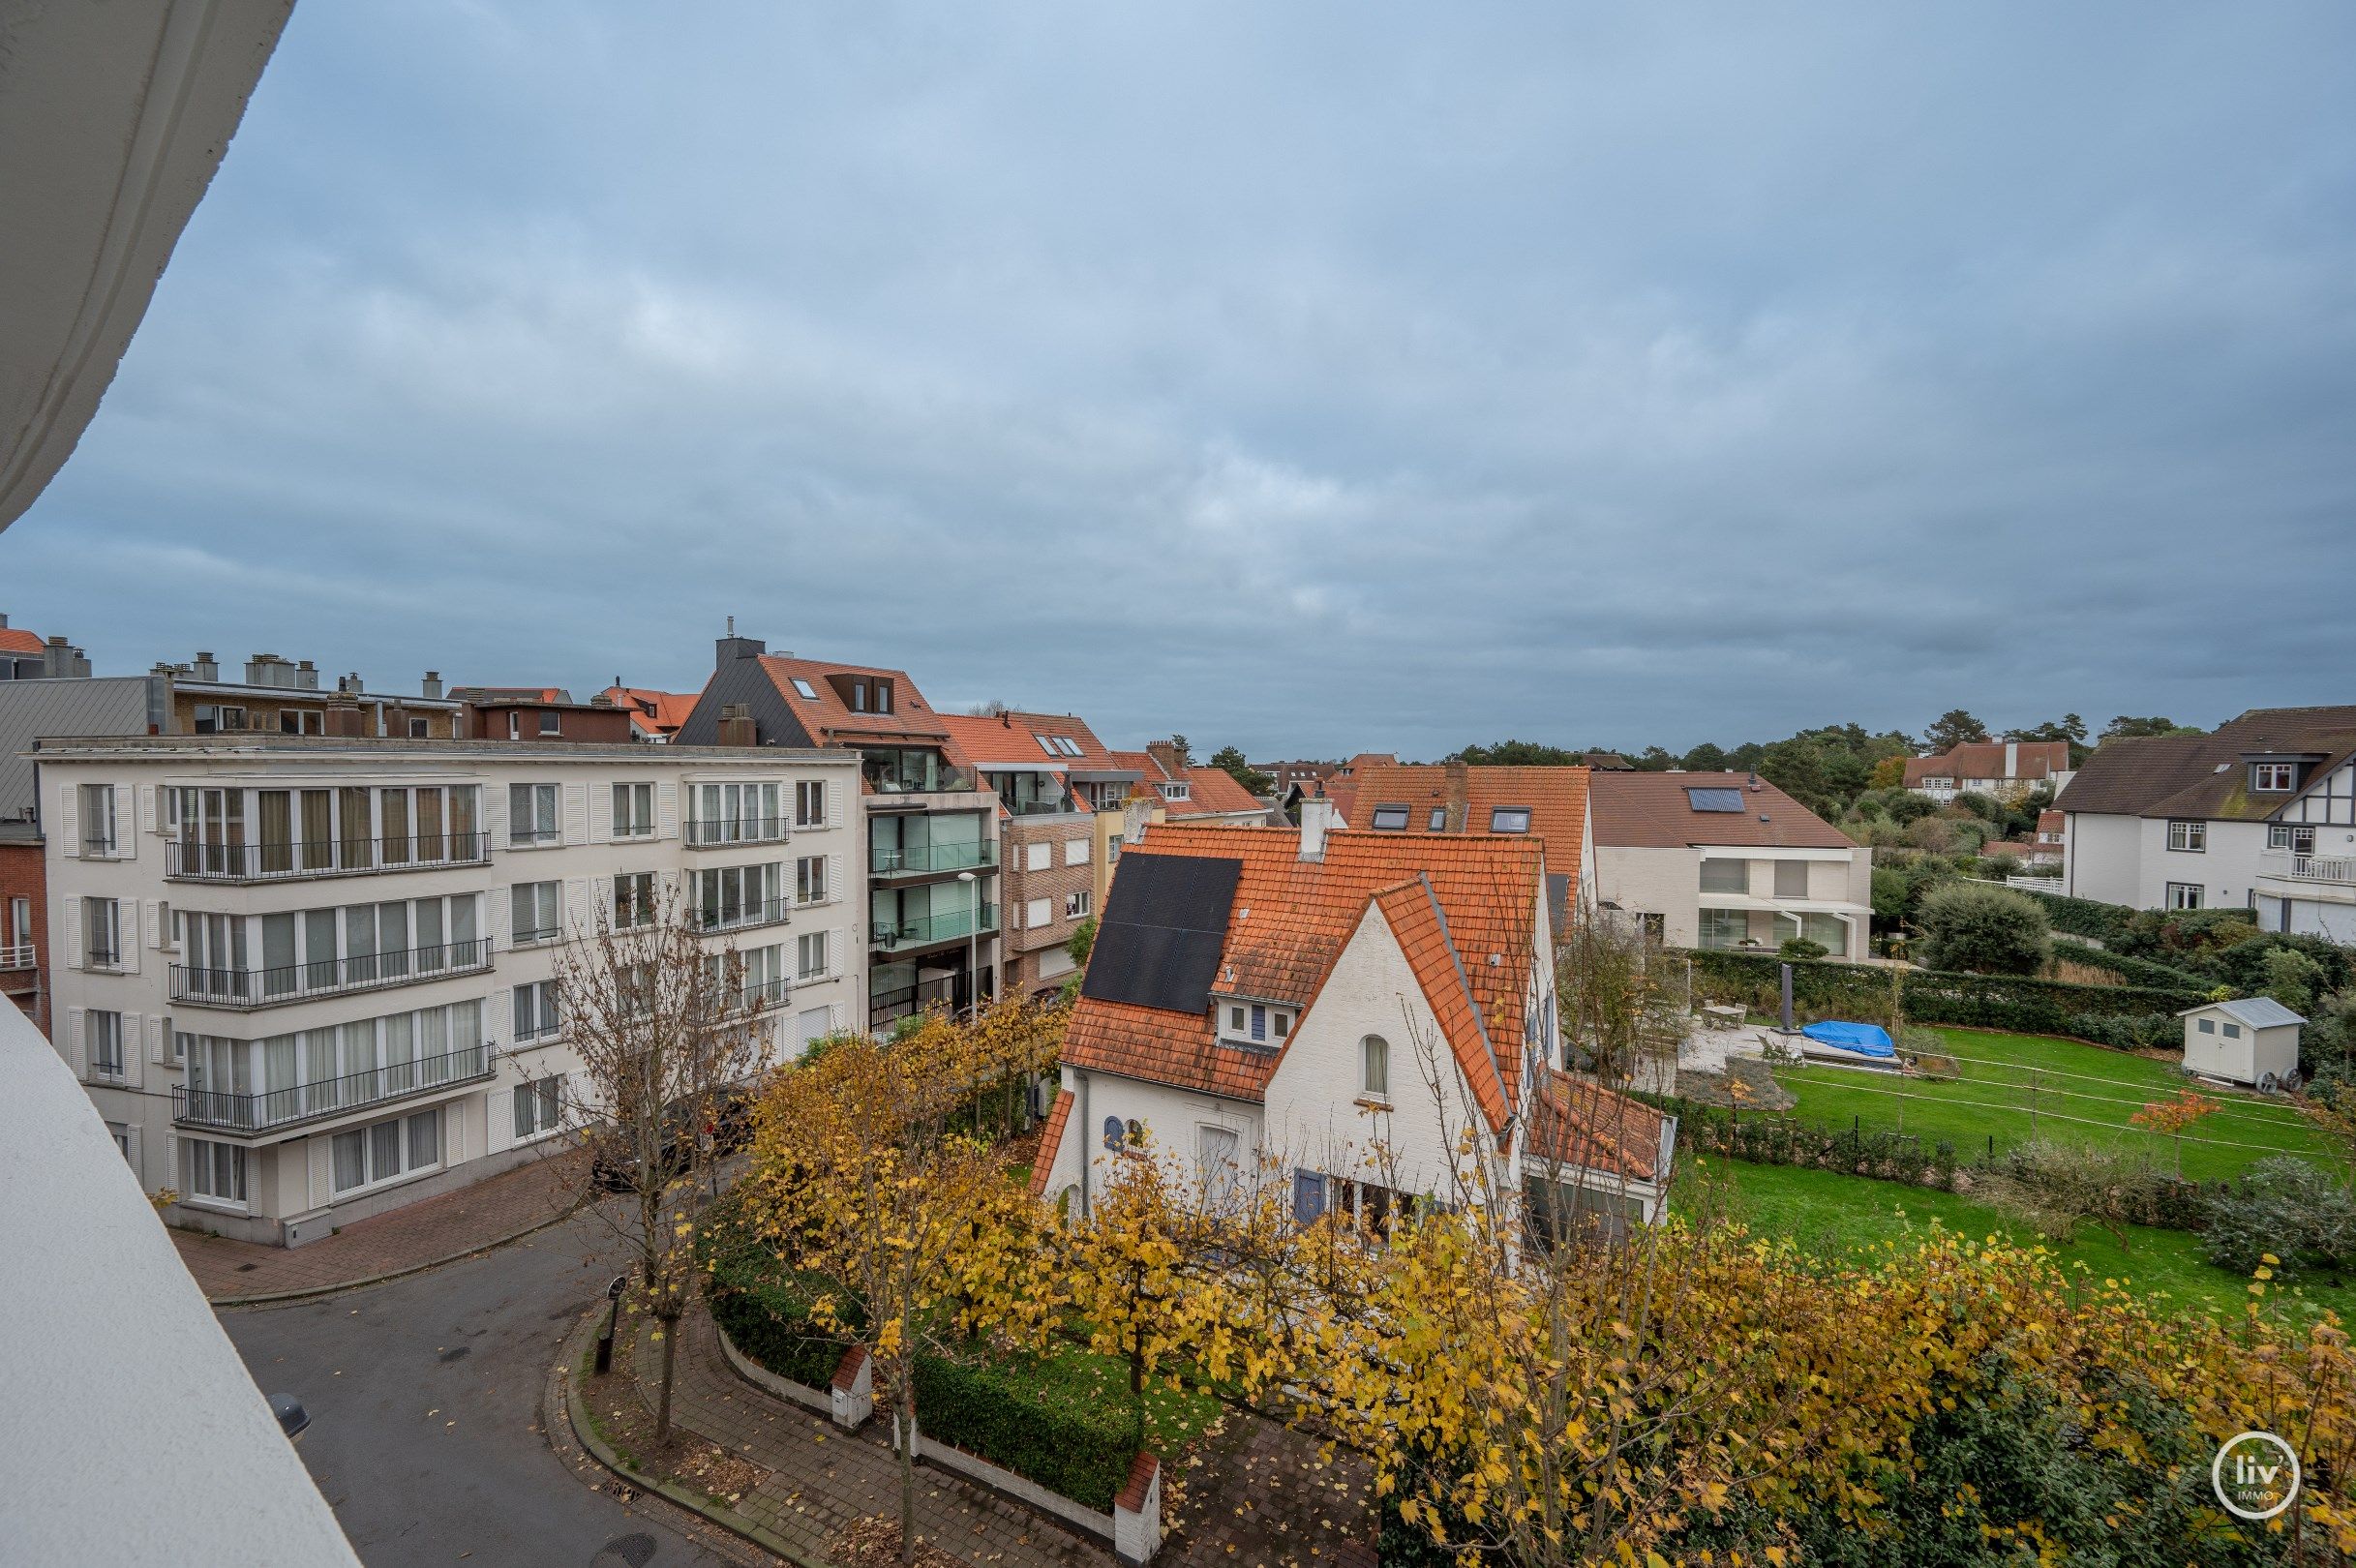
[2213,1431,2301,1522]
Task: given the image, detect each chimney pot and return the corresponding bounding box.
[1299,796,1338,861]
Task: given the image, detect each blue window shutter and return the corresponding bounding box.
[1251,1005,1266,1041]
[1292,1169,1326,1225]
[1102,1115,1124,1152]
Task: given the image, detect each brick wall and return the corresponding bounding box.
[999,815,1097,997]
[0,836,49,1033]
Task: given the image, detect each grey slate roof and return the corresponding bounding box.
[2177,996,2308,1028]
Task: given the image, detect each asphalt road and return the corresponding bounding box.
[224,1210,753,1568]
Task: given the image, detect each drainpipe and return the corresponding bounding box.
[1076,1070,1091,1220]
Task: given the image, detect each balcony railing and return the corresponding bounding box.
[871,903,998,952]
[1001,796,1083,817]
[0,943,32,971]
[871,838,998,877]
[166,832,490,884]
[693,896,793,935]
[868,972,991,1027]
[684,816,789,848]
[172,1043,493,1133]
[169,938,494,1010]
[2261,850,2356,886]
[861,760,979,795]
[735,977,790,1013]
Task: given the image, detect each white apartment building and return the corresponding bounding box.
[34,735,863,1247]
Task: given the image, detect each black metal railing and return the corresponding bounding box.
[172,1044,493,1132]
[86,948,123,970]
[692,896,793,934]
[736,977,790,1012]
[684,816,788,847]
[166,832,490,883]
[169,938,493,1009]
[83,834,120,857]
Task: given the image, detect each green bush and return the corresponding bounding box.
[2049,938,2213,991]
[1917,883,2052,976]
[2202,1157,2356,1281]
[913,1351,1141,1512]
[1778,937,1829,961]
[2019,889,2135,945]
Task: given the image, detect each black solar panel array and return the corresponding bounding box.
[1080,854,1243,1015]
[1686,787,1745,813]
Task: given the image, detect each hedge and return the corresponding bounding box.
[2017,890,2135,945]
[1683,950,2205,1049]
[2049,938,2215,993]
[914,1349,1140,1512]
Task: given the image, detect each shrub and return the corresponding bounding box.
[1917,883,2052,976]
[2260,947,2328,1016]
[1778,937,1829,961]
[2049,938,2212,991]
[913,1351,1140,1513]
[1976,1140,2179,1245]
[2203,1157,2356,1281]
[2021,890,2135,945]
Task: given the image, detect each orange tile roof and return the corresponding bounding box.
[1344,764,1588,889]
[934,709,1121,772]
[1064,825,1547,1130]
[1528,1070,1668,1184]
[751,655,977,769]
[600,684,701,739]
[1111,749,1268,818]
[1588,769,1853,850]
[1902,739,2071,788]
[0,628,44,655]
[1029,1088,1073,1198]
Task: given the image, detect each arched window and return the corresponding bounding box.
[1361,1035,1389,1100]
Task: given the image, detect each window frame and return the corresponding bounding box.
[2166,819,2207,853]
[1361,1035,1390,1101]
[1489,806,1532,833]
[612,782,655,838]
[2251,762,2297,793]
[86,1010,126,1078]
[2165,881,2205,910]
[1370,804,1410,831]
[508,782,560,846]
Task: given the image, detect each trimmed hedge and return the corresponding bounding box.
[1684,950,2204,1050]
[2018,890,2135,945]
[2049,938,2215,992]
[914,1351,1140,1513]
[707,1266,857,1391]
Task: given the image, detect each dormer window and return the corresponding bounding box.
[1490,807,1532,833]
[1161,780,1190,801]
[1223,1002,1288,1044]
[1371,803,1409,830]
[872,679,892,713]
[2252,762,2298,792]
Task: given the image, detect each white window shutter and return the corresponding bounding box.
[118,905,139,975]
[61,899,81,971]
[590,784,613,844]
[485,786,508,846]
[565,878,591,938]
[656,781,679,839]
[593,876,613,923]
[487,1089,514,1154]
[307,1135,331,1207]
[139,785,160,835]
[827,852,842,906]
[124,1125,143,1186]
[164,1131,180,1198]
[112,783,134,855]
[142,898,163,950]
[562,783,589,845]
[123,1012,144,1089]
[147,1012,167,1065]
[827,926,841,980]
[57,785,78,859]
[486,988,503,1047]
[828,783,844,830]
[66,1008,85,1076]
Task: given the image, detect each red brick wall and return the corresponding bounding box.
[999,815,1096,997]
[0,838,50,1035]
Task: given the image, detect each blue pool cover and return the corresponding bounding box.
[1800,1021,1895,1057]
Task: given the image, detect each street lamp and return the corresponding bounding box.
[957,869,980,1017]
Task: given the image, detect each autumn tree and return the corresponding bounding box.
[554,879,775,1439]
[2132,1089,2221,1178]
[1557,899,1685,1085]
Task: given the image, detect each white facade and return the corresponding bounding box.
[2251,757,2356,940]
[2063,812,2272,915]
[38,737,862,1245]
[1592,841,1871,958]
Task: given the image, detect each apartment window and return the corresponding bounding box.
[7,895,29,951]
[2253,763,2298,792]
[507,712,522,740]
[1489,807,1531,833]
[187,1138,248,1206]
[736,945,785,1008]
[795,856,828,905]
[193,705,247,734]
[513,1077,562,1141]
[538,710,562,736]
[1798,912,1845,954]
[692,781,783,842]
[107,1123,132,1162]
[1370,804,1409,830]
[1251,1004,1267,1042]
[1022,841,1049,872]
[1773,859,1809,899]
[332,1109,440,1194]
[2166,882,2204,910]
[695,862,781,928]
[511,882,561,944]
[1362,1035,1390,1100]
[614,872,655,929]
[1699,859,1749,895]
[1699,909,1749,950]
[279,709,322,736]
[512,980,560,1041]
[2269,825,2317,855]
[79,783,117,855]
[408,717,431,739]
[797,931,829,980]
[2166,819,2206,853]
[509,783,559,845]
[1066,890,1092,920]
[795,780,828,828]
[1027,897,1052,929]
[84,897,122,968]
[87,1010,125,1078]
[1064,837,1089,866]
[1160,780,1190,801]
[612,782,654,837]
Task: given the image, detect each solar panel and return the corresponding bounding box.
[1080,854,1243,1014]
[1686,787,1745,813]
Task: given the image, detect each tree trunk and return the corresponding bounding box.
[655,1309,680,1441]
[899,1381,919,1564]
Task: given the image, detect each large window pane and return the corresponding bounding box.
[333,1129,366,1192]
[408,1110,439,1170]
[370,1120,403,1182]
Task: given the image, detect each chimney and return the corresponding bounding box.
[715,632,767,671]
[2004,739,2019,777]
[296,659,319,690]
[1300,795,1338,861]
[1747,770,1763,792]
[325,697,367,739]
[1444,759,1469,832]
[716,702,758,747]
[1146,739,1186,777]
[422,671,442,701]
[193,651,218,682]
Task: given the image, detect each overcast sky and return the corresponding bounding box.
[7,4,2353,760]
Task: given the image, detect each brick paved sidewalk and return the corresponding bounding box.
[174,1150,588,1302]
[617,1308,1377,1568]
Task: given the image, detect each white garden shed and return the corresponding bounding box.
[2178,997,2307,1092]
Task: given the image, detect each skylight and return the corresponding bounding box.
[1490,807,1531,833]
[1687,787,1745,813]
[1371,803,1409,830]
[790,678,819,701]
[1059,737,1084,757]
[1037,735,1061,757]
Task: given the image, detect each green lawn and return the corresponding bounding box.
[1681,1157,2356,1325]
[1767,1027,2341,1182]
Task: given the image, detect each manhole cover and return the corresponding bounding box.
[593,1533,658,1567]
[438,1346,470,1363]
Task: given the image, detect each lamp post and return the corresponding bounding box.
[957,869,981,1017]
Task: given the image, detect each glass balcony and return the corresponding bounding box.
[169,938,494,1010]
[860,755,978,795]
[869,838,998,877]
[870,904,998,952]
[171,1043,493,1134]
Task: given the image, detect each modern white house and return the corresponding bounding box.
[1035,801,1674,1239]
[33,734,864,1246]
[2179,997,2305,1091]
[1587,770,1873,959]
[1903,739,2073,803]
[2058,706,2356,936]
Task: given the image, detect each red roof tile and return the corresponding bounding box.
[1343,764,1588,889]
[0,628,44,655]
[1901,739,2071,789]
[1109,748,1268,819]
[1029,1089,1073,1198]
[599,684,700,739]
[1588,770,1853,850]
[1529,1070,1668,1184]
[934,709,1122,772]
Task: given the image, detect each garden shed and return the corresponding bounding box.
[2178,997,2306,1091]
